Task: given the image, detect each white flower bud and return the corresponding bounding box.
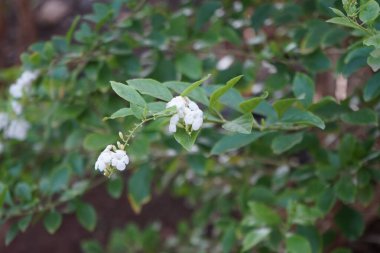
[95,145,129,174]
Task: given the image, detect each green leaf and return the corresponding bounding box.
[334,176,356,203]
[308,96,345,120]
[105,108,133,120]
[271,132,304,154]
[273,98,299,117]
[292,73,315,107]
[83,133,118,151]
[326,17,357,29]
[334,206,364,240]
[81,240,103,253]
[44,211,62,234]
[364,34,380,48]
[210,75,243,109]
[242,228,271,251]
[176,53,203,80]
[287,202,323,225]
[14,182,32,201]
[49,166,70,193]
[110,81,146,107]
[127,79,173,101]
[173,128,199,151]
[339,134,356,166]
[181,74,211,97]
[222,113,255,134]
[239,91,269,113]
[331,248,352,253]
[107,177,123,199]
[367,48,380,71]
[130,103,145,119]
[66,15,80,44]
[165,81,209,106]
[359,0,380,23]
[222,226,236,253]
[18,215,32,232]
[329,7,346,17]
[248,202,281,226]
[286,234,312,253]
[211,132,267,155]
[281,108,325,129]
[341,108,378,126]
[76,202,97,231]
[5,223,19,246]
[0,183,8,208]
[364,72,380,101]
[128,165,152,213]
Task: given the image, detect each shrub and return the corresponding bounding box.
[0,0,379,252]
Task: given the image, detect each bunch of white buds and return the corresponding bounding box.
[9,70,39,99]
[95,145,130,176]
[166,96,203,133]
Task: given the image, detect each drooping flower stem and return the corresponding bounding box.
[122,110,176,147]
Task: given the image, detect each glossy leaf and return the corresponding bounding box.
[127,79,173,101]
[271,132,304,154]
[222,113,255,134]
[173,128,199,151]
[242,228,271,251]
[110,81,146,107]
[281,108,325,129]
[44,211,62,234]
[128,165,152,213]
[210,75,243,109]
[292,73,315,107]
[341,108,378,126]
[76,202,97,231]
[286,235,312,253]
[211,132,267,155]
[239,91,269,113]
[181,74,211,97]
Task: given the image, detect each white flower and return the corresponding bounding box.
[0,113,9,130]
[95,145,114,172]
[168,114,179,133]
[95,145,129,173]
[9,83,24,98]
[216,55,234,71]
[4,119,30,140]
[11,100,23,115]
[111,150,129,171]
[9,70,39,99]
[166,96,204,133]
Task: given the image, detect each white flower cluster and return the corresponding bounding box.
[95,145,130,173]
[9,70,39,99]
[0,70,39,152]
[166,96,203,133]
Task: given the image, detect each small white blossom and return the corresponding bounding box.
[166,96,203,133]
[233,1,243,12]
[95,145,114,172]
[9,70,39,99]
[111,150,129,171]
[95,145,130,173]
[0,113,9,130]
[11,100,23,115]
[4,119,30,140]
[216,55,234,71]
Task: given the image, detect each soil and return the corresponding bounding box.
[0,183,192,253]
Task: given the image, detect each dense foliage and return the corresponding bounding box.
[0,0,379,252]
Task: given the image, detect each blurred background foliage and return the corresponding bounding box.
[0,0,379,252]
